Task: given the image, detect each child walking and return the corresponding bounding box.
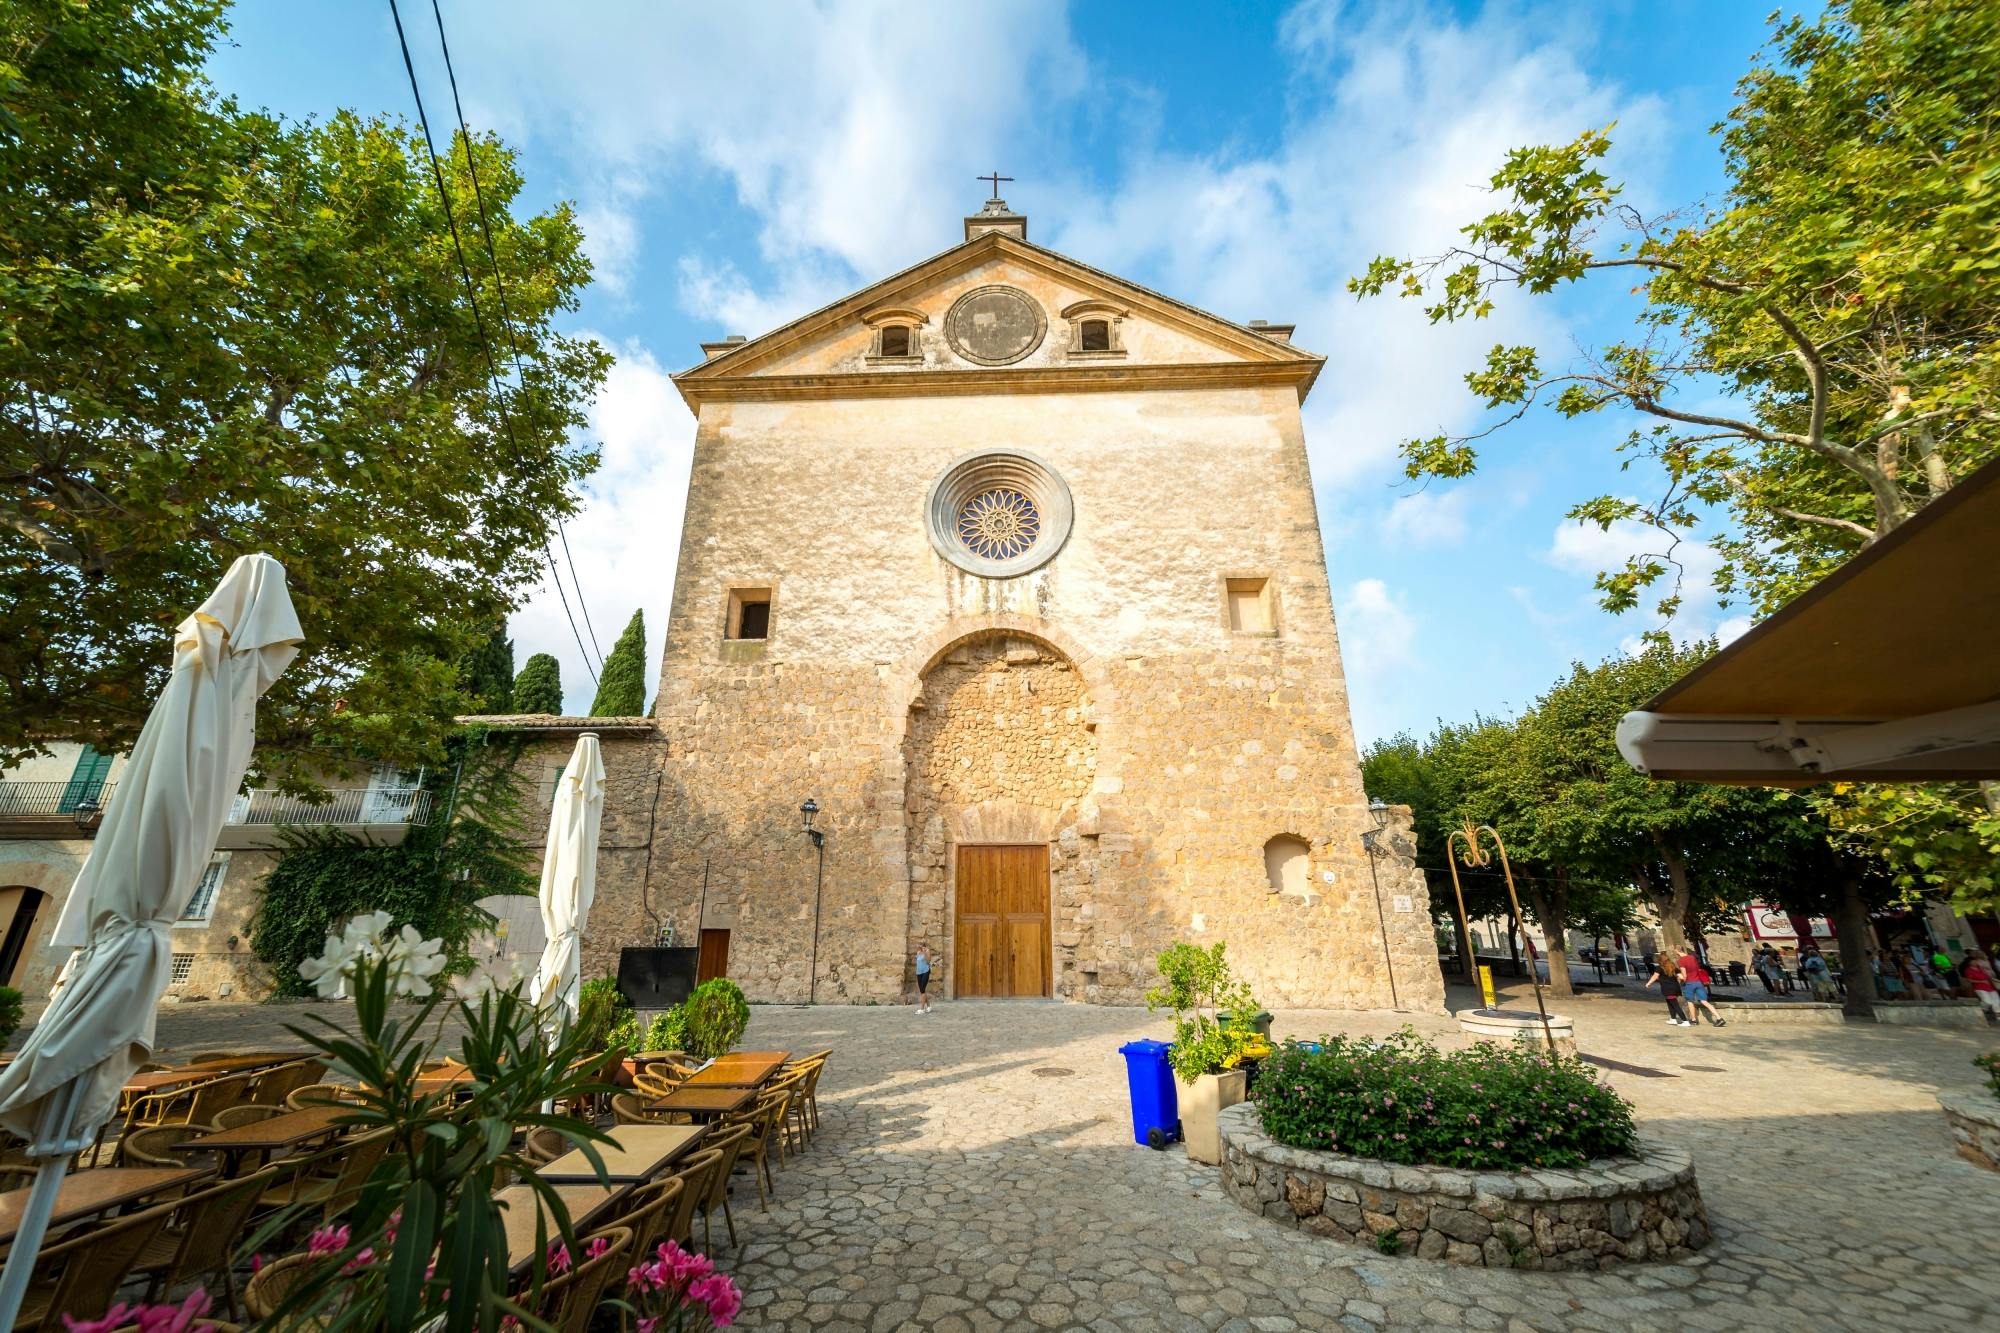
[1645,956,1692,1027]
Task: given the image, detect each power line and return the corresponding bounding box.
[425,0,606,674]
[385,0,600,686]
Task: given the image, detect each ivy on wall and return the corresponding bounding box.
[252,727,535,996]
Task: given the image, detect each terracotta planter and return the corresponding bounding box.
[1182,1067,1248,1165]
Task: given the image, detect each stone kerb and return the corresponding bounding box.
[1938,1091,2000,1172]
[1217,1103,1709,1270]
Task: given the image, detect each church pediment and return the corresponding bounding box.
[673,231,1323,406]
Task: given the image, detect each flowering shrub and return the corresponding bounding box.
[62,1289,213,1332]
[619,1239,742,1330]
[1255,1029,1638,1170]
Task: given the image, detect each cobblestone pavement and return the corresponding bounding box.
[109,985,2000,1332]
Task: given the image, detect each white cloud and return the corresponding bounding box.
[576,204,640,296]
[509,337,695,714]
[1340,577,1418,670]
[1544,513,1753,651]
[1379,488,1472,547]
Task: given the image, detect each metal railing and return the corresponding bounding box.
[227,787,435,827]
[0,781,116,817]
[0,782,431,826]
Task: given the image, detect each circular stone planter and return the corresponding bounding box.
[1458,1007,1577,1059]
[1217,1103,1708,1270]
[1938,1091,2000,1172]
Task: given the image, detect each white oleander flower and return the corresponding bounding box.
[380,924,449,998]
[298,930,363,999]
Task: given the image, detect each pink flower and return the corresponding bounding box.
[688,1273,741,1327]
[341,1247,376,1274]
[547,1241,572,1275]
[67,1289,213,1333]
[306,1223,350,1257]
[586,1236,611,1260]
[636,1320,661,1333]
[654,1239,714,1287]
[63,1304,135,1333]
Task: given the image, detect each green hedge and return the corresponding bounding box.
[1255,1029,1637,1171]
[682,979,749,1059]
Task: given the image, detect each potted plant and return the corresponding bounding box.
[1146,942,1263,1164]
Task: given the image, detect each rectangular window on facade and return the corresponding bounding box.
[169,954,194,984]
[727,588,772,640]
[179,855,228,923]
[1226,577,1276,633]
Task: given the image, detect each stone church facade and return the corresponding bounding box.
[602,198,1445,1012]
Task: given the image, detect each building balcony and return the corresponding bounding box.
[0,782,432,846]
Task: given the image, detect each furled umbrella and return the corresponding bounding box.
[0,555,302,1327]
[529,732,605,1029]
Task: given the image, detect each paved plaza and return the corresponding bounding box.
[131,984,2000,1332]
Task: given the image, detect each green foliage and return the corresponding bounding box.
[0,0,608,780]
[1255,1030,1638,1171]
[589,611,647,716]
[0,986,22,1050]
[1975,1052,2000,1102]
[681,978,749,1060]
[574,975,630,1053]
[1145,942,1262,1085]
[512,654,563,715]
[457,621,514,715]
[1375,1229,1402,1255]
[252,731,534,996]
[1353,1,2000,907]
[611,1006,688,1055]
[256,954,617,1329]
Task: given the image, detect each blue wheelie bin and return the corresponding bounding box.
[1118,1039,1181,1149]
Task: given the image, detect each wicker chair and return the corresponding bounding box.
[519,1125,571,1165]
[661,1149,719,1248]
[632,1068,680,1100]
[243,1252,325,1323]
[611,1092,670,1126]
[616,1174,685,1262]
[533,1226,632,1333]
[133,1165,280,1321]
[116,1121,219,1169]
[766,1067,812,1153]
[793,1054,830,1136]
[249,1059,328,1107]
[12,1196,180,1332]
[723,1093,786,1209]
[212,1103,286,1131]
[693,1121,754,1251]
[285,1083,352,1111]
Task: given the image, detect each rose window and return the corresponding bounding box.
[956,488,1042,561]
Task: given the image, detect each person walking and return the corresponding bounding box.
[913,940,934,1014]
[1645,956,1692,1026]
[1800,945,1837,1001]
[1961,949,1999,1022]
[1676,950,1728,1027]
[1753,945,1784,994]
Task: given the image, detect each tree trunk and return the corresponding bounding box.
[1506,915,1521,977]
[1832,869,1877,1020]
[1649,840,1695,955]
[1526,868,1574,998]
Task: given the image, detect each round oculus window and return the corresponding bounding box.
[942,285,1047,366]
[925,450,1072,578]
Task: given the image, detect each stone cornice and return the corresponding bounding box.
[676,358,1323,407]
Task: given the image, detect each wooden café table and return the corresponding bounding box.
[495,1182,627,1275]
[120,1067,215,1098]
[173,1105,349,1175]
[644,1085,756,1121]
[535,1124,706,1184]
[412,1066,479,1096]
[681,1052,788,1088]
[0,1167,206,1245]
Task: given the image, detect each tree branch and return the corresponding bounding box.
[1721,471,1876,540]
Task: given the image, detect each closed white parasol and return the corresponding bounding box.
[0,554,302,1327]
[529,732,605,1028]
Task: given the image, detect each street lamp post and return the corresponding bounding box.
[1359,798,1402,1011]
[801,798,825,1005]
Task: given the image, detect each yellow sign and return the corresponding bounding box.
[1478,964,1497,1009]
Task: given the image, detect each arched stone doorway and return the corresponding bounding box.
[902,632,1096,998]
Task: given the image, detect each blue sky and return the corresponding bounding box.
[207,0,1777,742]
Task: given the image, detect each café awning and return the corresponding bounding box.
[1616,453,2000,783]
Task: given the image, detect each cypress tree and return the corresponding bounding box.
[458,619,515,713]
[512,653,564,715]
[590,610,647,716]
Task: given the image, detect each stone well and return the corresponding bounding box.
[1938,1090,2000,1172]
[1217,1103,1709,1270]
[1456,1007,1576,1058]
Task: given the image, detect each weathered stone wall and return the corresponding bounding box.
[1218,1103,1710,1270]
[1939,1091,2000,1172]
[639,250,1445,1011]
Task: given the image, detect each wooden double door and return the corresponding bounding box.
[954,844,1050,998]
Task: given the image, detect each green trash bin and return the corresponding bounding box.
[1219,1009,1274,1041]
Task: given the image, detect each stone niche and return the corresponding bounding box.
[1217,1104,1710,1270]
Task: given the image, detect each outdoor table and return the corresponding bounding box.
[0,1166,207,1245]
[644,1086,756,1121]
[495,1182,627,1274]
[683,1053,787,1088]
[535,1124,706,1184]
[120,1068,215,1098]
[178,1054,298,1072]
[172,1105,350,1175]
[411,1066,479,1096]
